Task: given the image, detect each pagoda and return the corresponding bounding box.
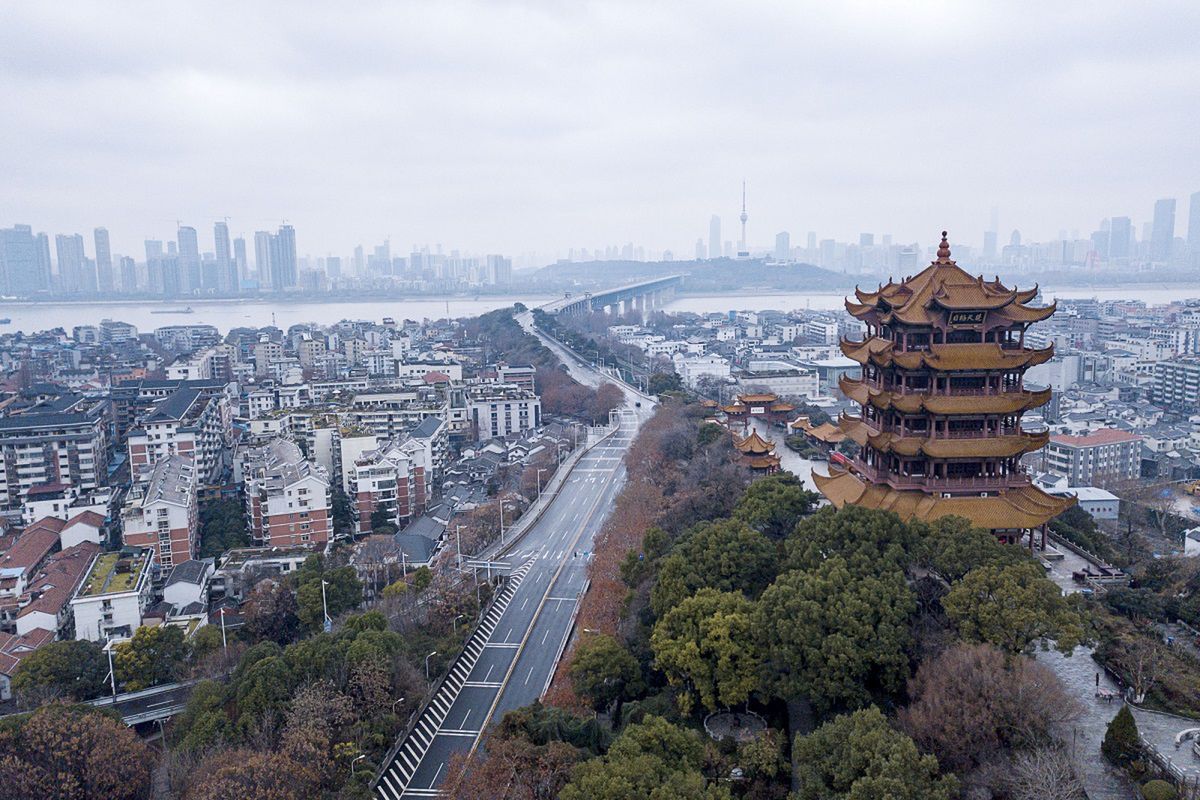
[813,232,1073,547]
[733,430,781,473]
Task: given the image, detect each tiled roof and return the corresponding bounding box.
[1050,429,1143,447]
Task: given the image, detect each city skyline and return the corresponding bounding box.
[3,3,1199,257]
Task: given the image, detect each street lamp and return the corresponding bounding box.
[452,613,465,633]
[391,697,406,715]
[455,524,463,571]
[351,754,367,776]
[536,468,546,501]
[218,607,228,657]
[425,650,438,680]
[320,579,332,633]
[106,644,117,697]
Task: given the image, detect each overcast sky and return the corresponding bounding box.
[2,2,1199,262]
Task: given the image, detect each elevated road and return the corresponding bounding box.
[375,317,652,798]
[539,274,683,317]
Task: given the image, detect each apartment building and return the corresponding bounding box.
[0,395,111,509]
[465,384,541,440]
[120,454,198,571]
[1153,358,1200,411]
[1043,429,1143,486]
[13,541,101,637]
[350,439,429,534]
[71,547,155,642]
[127,386,231,484]
[241,439,332,549]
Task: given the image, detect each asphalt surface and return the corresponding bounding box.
[87,681,195,725]
[376,318,652,799]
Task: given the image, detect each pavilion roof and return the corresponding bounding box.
[848,232,1053,326]
[812,467,1073,531]
[840,339,1054,371]
[839,413,1049,458]
[839,375,1052,415]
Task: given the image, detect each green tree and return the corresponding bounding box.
[294,556,362,631]
[786,506,920,577]
[1101,705,1140,767]
[732,472,818,539]
[792,707,958,800]
[12,639,108,702]
[569,634,642,714]
[331,486,355,536]
[649,519,777,617]
[113,625,187,691]
[559,715,730,800]
[916,515,1026,581]
[648,372,683,395]
[757,558,915,714]
[651,589,761,714]
[199,497,250,559]
[942,560,1085,654]
[1141,779,1178,800]
[234,655,294,732]
[173,679,229,753]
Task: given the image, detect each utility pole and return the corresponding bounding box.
[320,579,331,633]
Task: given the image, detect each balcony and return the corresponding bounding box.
[854,462,1030,493]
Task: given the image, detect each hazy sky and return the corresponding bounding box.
[2,2,1199,261]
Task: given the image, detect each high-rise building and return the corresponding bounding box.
[213,221,236,293]
[93,227,113,294]
[54,233,86,294]
[1109,216,1132,261]
[774,231,790,261]
[806,232,817,252]
[1188,191,1200,266]
[274,224,297,289]
[253,231,272,288]
[119,256,137,292]
[694,238,705,260]
[708,215,721,261]
[177,225,200,291]
[814,232,1071,544]
[233,236,247,281]
[1151,198,1176,263]
[737,182,749,257]
[982,230,997,259]
[0,225,50,295]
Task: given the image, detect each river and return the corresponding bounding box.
[0,283,1197,335]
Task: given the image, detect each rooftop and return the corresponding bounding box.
[77,549,152,598]
[1050,429,1144,447]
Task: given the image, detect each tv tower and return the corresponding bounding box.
[738,180,749,257]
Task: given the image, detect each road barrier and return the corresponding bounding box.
[374,557,536,799]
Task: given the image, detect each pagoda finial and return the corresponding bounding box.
[936,231,951,263]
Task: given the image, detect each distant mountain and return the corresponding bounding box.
[530,258,855,294]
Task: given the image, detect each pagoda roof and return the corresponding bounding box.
[839,375,1053,415]
[743,454,781,470]
[721,403,748,414]
[848,233,1053,326]
[737,393,779,404]
[768,401,796,412]
[840,338,1054,371]
[734,430,776,455]
[839,414,1049,458]
[812,467,1074,531]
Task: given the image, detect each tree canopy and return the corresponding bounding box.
[12,639,108,703]
[792,706,958,800]
[757,557,915,714]
[113,624,187,691]
[731,471,819,539]
[649,518,777,617]
[651,588,762,714]
[942,560,1085,654]
[569,634,642,714]
[559,715,729,800]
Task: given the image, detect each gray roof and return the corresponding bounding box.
[404,514,446,542]
[146,388,201,422]
[165,559,210,586]
[410,415,445,439]
[393,533,438,564]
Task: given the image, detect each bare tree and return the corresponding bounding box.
[1113,635,1164,704]
[1007,747,1086,800]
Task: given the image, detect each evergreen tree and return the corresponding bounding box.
[1101,705,1140,767]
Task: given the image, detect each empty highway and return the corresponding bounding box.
[375,319,652,798]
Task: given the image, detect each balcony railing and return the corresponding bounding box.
[854,462,1030,493]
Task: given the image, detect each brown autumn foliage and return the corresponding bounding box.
[0,704,153,800]
[442,737,582,800]
[183,749,313,800]
[898,642,1082,774]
